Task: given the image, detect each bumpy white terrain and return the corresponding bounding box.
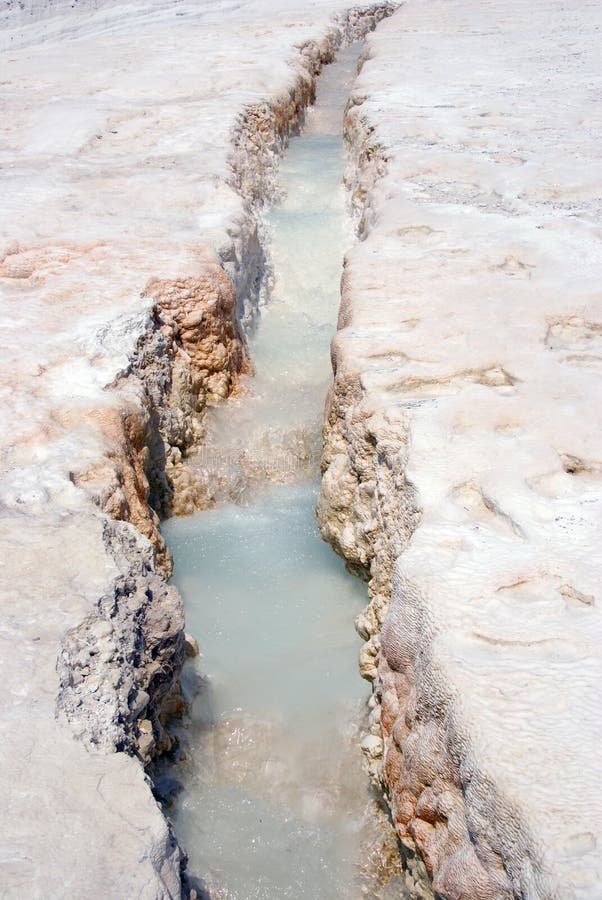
[2,0,602,897]
[318,0,602,897]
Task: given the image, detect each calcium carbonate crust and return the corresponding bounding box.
[318,2,602,897]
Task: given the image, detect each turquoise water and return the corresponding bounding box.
[168,486,366,729]
[162,47,386,899]
[164,484,370,898]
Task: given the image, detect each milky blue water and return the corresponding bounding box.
[163,46,380,899]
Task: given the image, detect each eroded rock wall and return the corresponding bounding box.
[59,16,343,772]
[319,1,602,897]
[57,521,186,760]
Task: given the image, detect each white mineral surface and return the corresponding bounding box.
[3,0,602,895]
[0,1,365,894]
[327,0,602,896]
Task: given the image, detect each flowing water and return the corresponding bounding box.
[162,45,405,899]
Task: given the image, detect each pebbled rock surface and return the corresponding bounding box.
[57,521,186,761]
[319,1,602,897]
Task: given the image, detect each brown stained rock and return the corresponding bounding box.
[132,266,252,520]
[73,405,173,576]
[73,261,252,560]
[144,267,250,403]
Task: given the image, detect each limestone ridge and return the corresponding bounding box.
[317,45,535,900]
[53,2,398,893]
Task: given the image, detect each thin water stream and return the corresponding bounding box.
[163,46,404,899]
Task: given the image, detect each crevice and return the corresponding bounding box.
[54,4,401,896]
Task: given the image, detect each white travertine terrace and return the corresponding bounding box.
[2,0,602,895]
[320,0,602,896]
[0,1,385,894]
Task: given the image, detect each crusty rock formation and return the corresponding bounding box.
[78,265,253,549]
[57,520,186,761]
[319,1,602,897]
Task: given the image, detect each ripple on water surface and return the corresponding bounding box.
[164,483,371,898]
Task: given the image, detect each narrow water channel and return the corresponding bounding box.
[163,46,400,899]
